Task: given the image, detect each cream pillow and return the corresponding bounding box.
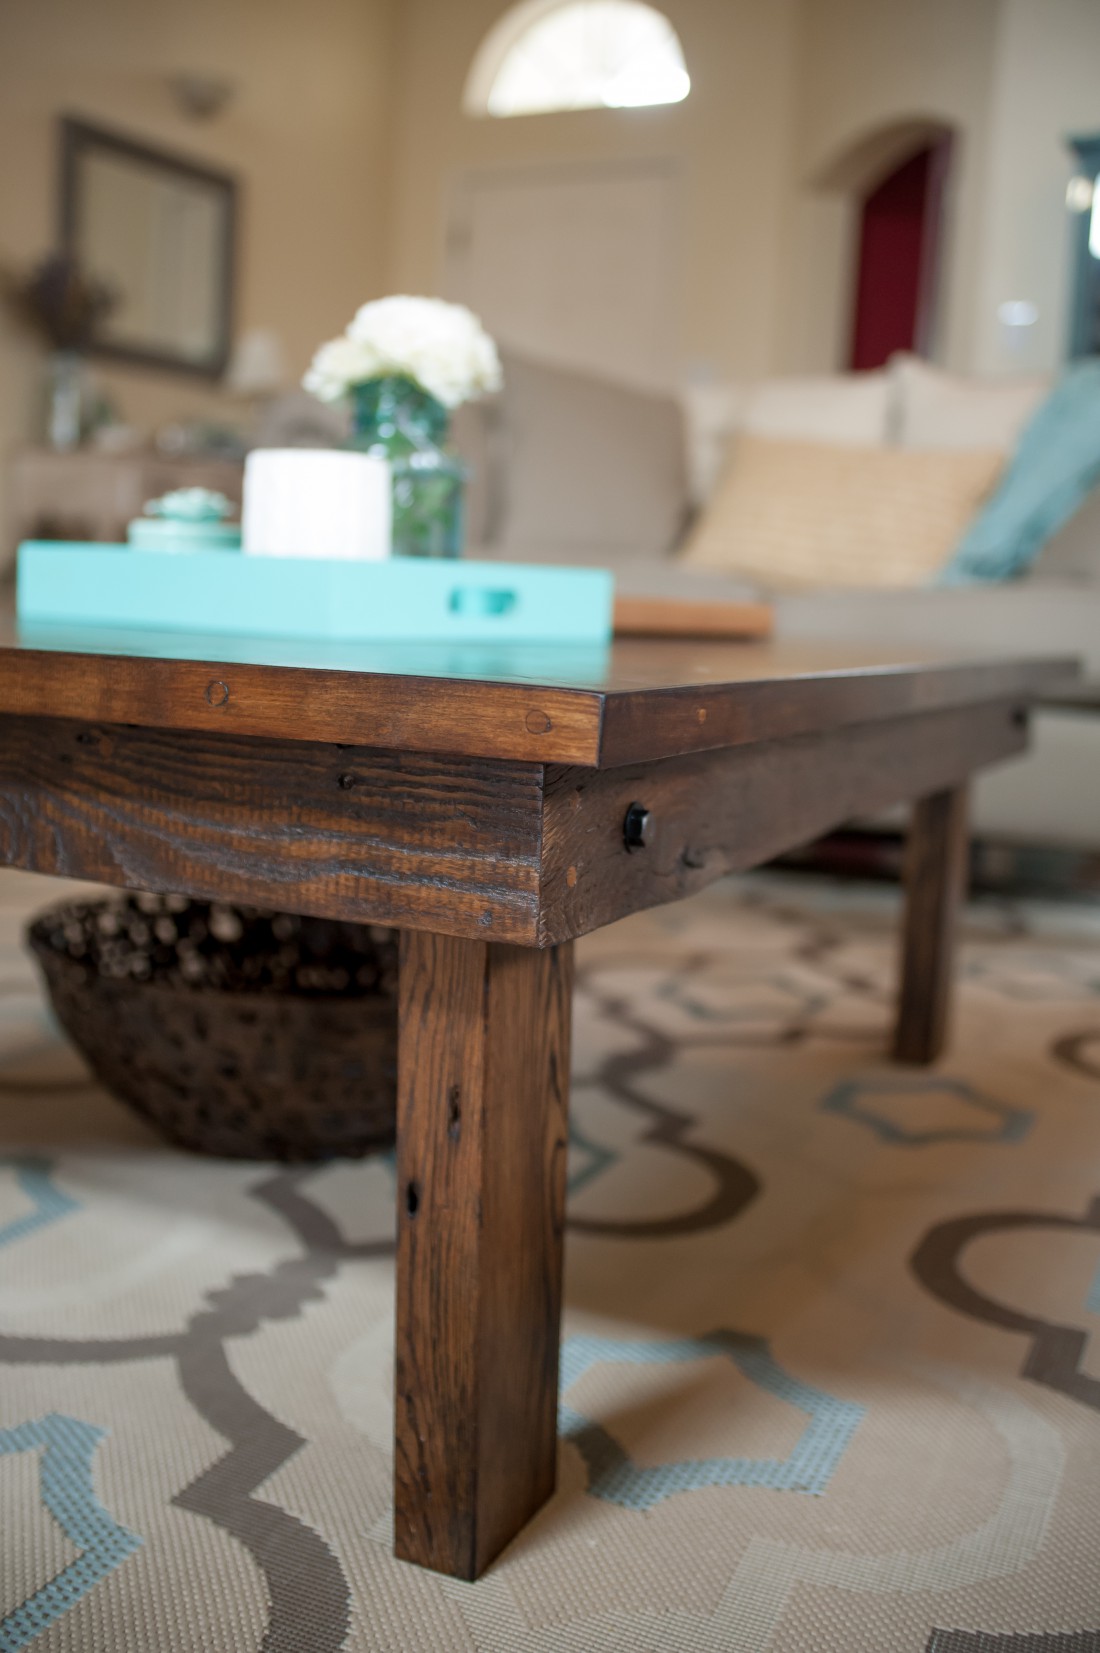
[892,354,1049,452]
[679,372,894,509]
[679,435,1005,590]
[744,372,893,446]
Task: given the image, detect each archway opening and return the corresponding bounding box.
[849,135,954,369]
[811,118,956,370]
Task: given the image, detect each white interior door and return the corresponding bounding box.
[444,160,680,391]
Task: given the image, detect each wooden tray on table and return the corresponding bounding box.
[613,594,773,640]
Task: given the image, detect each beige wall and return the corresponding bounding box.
[385,0,803,385]
[0,0,394,514]
[779,0,1002,373]
[971,0,1100,375]
[385,0,1021,382]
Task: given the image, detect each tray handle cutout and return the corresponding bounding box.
[448,585,518,619]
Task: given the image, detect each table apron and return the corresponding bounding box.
[537,698,1027,943]
[0,714,546,943]
[0,699,1026,944]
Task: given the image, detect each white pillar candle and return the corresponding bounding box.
[242,449,392,560]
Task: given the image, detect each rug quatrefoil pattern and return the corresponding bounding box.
[1,869,1099,1652]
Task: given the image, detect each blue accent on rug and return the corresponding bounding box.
[568,1119,618,1195]
[559,1329,864,1509]
[0,1156,80,1250]
[0,1413,142,1651]
[658,969,827,1025]
[821,1076,1032,1146]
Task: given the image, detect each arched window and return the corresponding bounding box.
[464,0,690,119]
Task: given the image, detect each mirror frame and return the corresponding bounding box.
[58,115,238,379]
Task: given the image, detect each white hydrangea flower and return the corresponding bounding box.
[301,335,379,402]
[303,296,502,409]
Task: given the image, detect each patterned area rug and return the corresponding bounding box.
[1,867,1099,1653]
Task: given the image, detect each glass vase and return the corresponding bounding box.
[347,376,467,559]
[47,351,83,452]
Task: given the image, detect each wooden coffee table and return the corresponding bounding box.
[0,624,1076,1579]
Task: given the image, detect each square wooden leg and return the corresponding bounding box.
[893,784,970,1064]
[394,930,574,1579]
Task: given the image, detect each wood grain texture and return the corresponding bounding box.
[0,714,545,942]
[594,656,1065,767]
[0,647,604,764]
[893,785,970,1064]
[0,702,1028,947]
[0,626,1074,766]
[538,702,1022,944]
[394,931,573,1578]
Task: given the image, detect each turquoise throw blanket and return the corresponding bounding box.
[940,358,1100,583]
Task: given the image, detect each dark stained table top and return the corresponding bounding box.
[0,619,1079,768]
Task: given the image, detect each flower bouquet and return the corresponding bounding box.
[304,296,502,559]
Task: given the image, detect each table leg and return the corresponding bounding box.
[394,929,574,1579]
[893,784,970,1064]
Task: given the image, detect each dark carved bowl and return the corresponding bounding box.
[28,895,398,1161]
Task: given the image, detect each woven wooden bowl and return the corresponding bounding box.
[29,895,398,1161]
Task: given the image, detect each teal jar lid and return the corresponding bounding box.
[129,487,242,554]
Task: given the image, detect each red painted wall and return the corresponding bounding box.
[849,146,940,370]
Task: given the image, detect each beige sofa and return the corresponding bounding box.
[452,351,1100,852]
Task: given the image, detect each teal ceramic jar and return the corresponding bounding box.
[347,376,467,559]
[129,488,241,553]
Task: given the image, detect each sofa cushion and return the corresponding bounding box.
[679,383,750,507]
[774,582,1098,675]
[893,353,1048,451]
[743,371,893,446]
[1028,483,1100,584]
[679,435,1004,589]
[490,352,689,559]
[679,371,893,510]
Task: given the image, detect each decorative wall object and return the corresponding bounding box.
[0,251,116,449]
[59,116,237,378]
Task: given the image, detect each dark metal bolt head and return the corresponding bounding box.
[623,802,652,851]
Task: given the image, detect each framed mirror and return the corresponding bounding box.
[59,116,237,378]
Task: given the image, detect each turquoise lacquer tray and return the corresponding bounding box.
[16,544,614,646]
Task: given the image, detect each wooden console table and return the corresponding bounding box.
[0,625,1075,1578]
